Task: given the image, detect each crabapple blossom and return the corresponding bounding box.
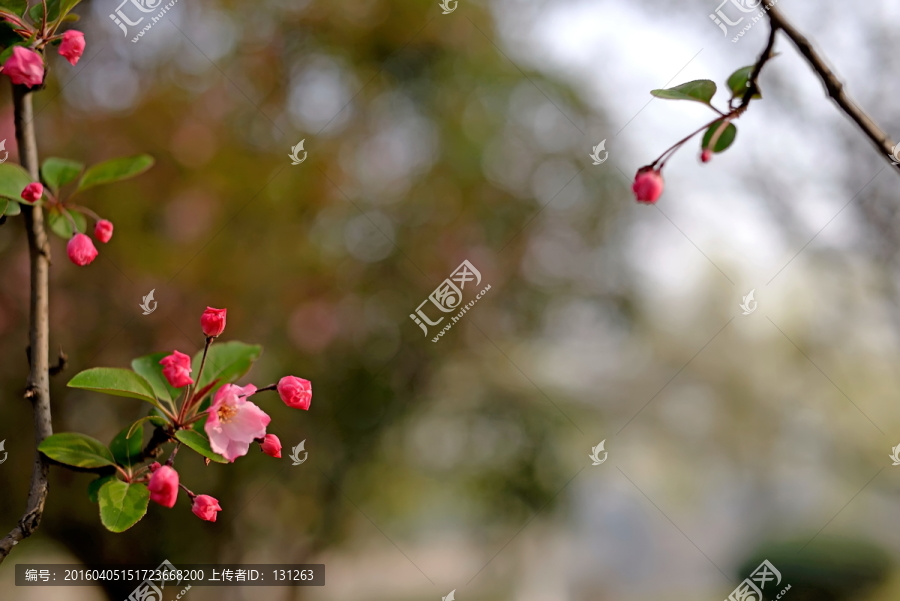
[632,168,664,204]
[260,434,282,458]
[148,465,179,508]
[66,233,98,266]
[191,495,222,522]
[201,307,227,337]
[58,30,85,66]
[276,376,312,410]
[2,47,44,88]
[94,219,113,243]
[20,182,42,202]
[159,350,194,388]
[205,383,271,462]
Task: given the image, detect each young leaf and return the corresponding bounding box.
[650,80,717,105]
[41,157,84,192]
[727,66,762,99]
[68,367,159,405]
[98,480,150,532]
[0,162,34,201]
[87,475,116,503]
[174,430,228,463]
[77,154,154,193]
[38,432,115,468]
[126,415,168,440]
[4,199,20,216]
[192,341,262,390]
[57,0,81,22]
[702,120,738,153]
[110,424,143,468]
[46,206,85,239]
[29,0,60,23]
[132,353,184,403]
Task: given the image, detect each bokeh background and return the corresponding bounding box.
[2,0,900,599]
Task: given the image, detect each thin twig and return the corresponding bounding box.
[765,3,899,170]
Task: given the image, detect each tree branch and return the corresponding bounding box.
[765,4,899,171]
[0,85,52,564]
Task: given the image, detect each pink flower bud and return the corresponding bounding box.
[276,376,312,410]
[66,233,98,266]
[201,306,227,337]
[159,350,194,388]
[58,30,85,66]
[20,182,42,202]
[632,168,664,204]
[2,46,44,88]
[701,149,712,163]
[148,462,162,472]
[191,494,222,522]
[94,219,114,243]
[260,434,282,458]
[148,465,179,508]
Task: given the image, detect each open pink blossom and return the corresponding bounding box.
[66,233,98,266]
[204,383,271,462]
[632,167,664,204]
[259,433,282,458]
[94,219,114,243]
[159,350,194,388]
[59,30,85,66]
[191,494,222,522]
[276,376,312,410]
[2,47,44,88]
[148,465,179,508]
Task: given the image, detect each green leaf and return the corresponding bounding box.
[77,154,154,193]
[41,157,84,192]
[727,66,762,99]
[68,367,159,405]
[651,80,717,105]
[4,199,20,216]
[0,0,28,17]
[132,353,184,404]
[702,120,738,153]
[192,341,262,390]
[38,432,115,468]
[0,162,35,201]
[46,206,86,239]
[98,480,149,532]
[87,475,116,503]
[110,424,143,469]
[174,430,228,463]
